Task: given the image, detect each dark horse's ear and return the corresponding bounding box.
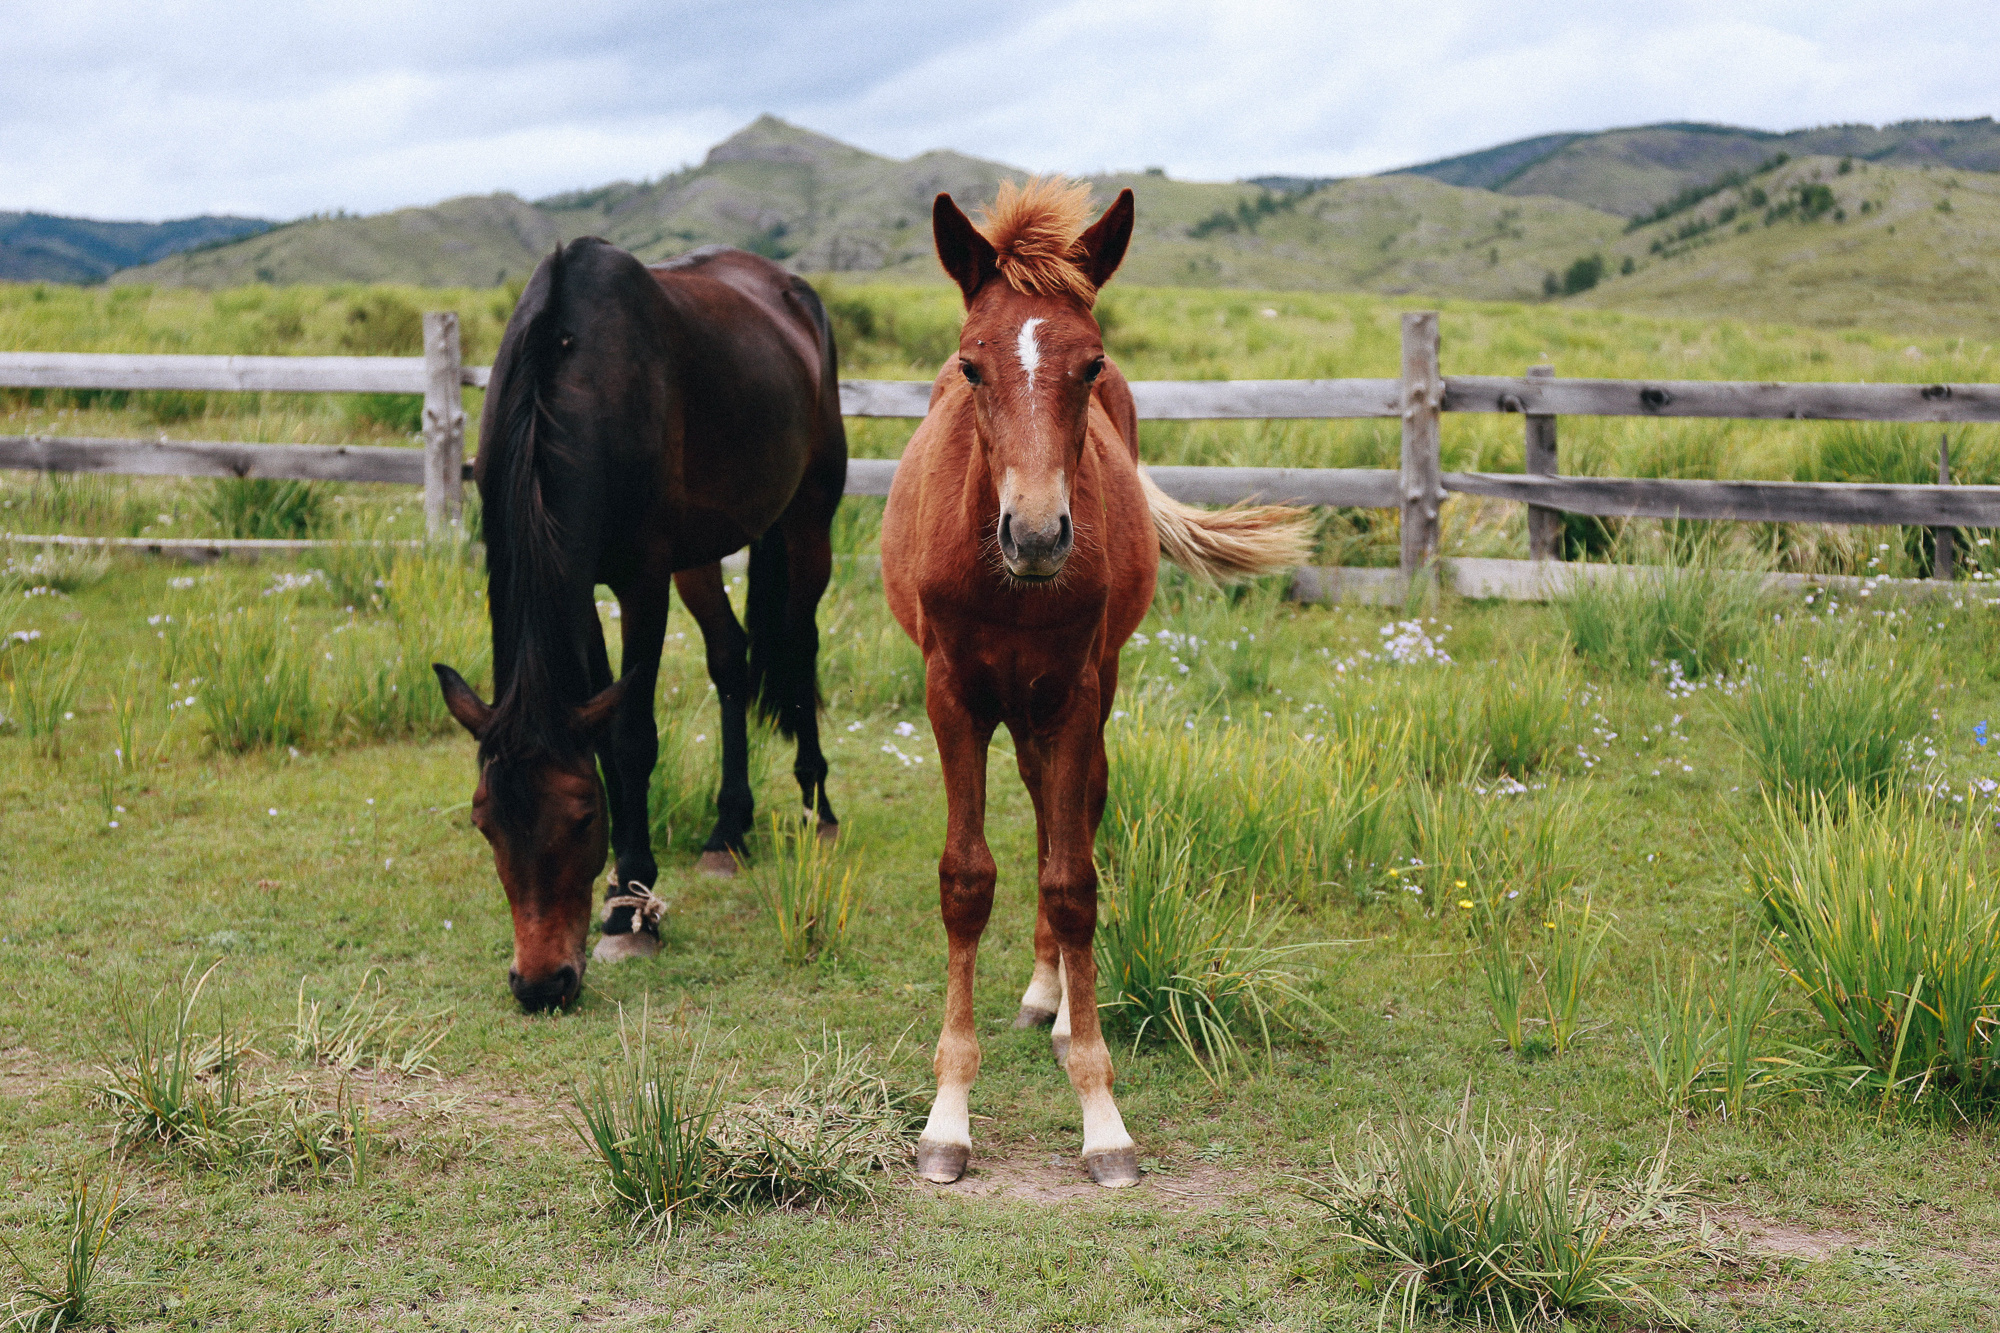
[572,676,627,741]
[933,193,998,304]
[1078,188,1135,293]
[434,664,493,738]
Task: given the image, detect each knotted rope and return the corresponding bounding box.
[602,871,669,931]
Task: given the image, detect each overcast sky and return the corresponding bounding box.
[6,0,1995,222]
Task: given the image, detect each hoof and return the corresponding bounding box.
[1051,1033,1071,1067]
[815,820,839,846]
[1084,1145,1141,1188]
[696,850,738,878]
[1012,1005,1057,1030]
[914,1139,969,1184]
[592,930,660,963]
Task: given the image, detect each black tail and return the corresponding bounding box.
[746,527,818,737]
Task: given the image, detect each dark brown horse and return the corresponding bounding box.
[882,181,1311,1185]
[435,238,845,1011]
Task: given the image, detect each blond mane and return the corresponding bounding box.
[977,177,1100,305]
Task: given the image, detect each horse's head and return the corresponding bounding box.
[434,664,624,1012]
[934,180,1134,583]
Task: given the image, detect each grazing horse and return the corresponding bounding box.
[434,238,846,1012]
[882,180,1313,1185]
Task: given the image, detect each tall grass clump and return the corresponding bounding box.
[1095,819,1334,1083]
[1476,649,1575,776]
[754,813,859,965]
[1723,630,1935,808]
[168,595,316,751]
[333,543,486,739]
[0,546,109,595]
[1404,782,1581,913]
[1753,793,2000,1106]
[287,969,452,1077]
[5,635,85,757]
[93,963,248,1164]
[1305,1099,1681,1328]
[199,478,326,539]
[1,1173,125,1333]
[1106,708,1401,891]
[574,1008,914,1235]
[1555,529,1766,679]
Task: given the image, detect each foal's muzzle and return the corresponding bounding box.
[999,508,1073,580]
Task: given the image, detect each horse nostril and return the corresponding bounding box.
[999,513,1015,552]
[1057,513,1072,551]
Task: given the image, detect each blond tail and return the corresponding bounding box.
[1137,467,1317,585]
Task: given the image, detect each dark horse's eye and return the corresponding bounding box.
[961,360,982,386]
[1083,357,1105,383]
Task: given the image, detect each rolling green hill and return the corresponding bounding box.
[1396,117,2000,218]
[106,115,2000,341]
[0,212,270,283]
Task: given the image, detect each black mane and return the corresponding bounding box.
[478,242,601,820]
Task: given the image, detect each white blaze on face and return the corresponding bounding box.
[1015,317,1044,392]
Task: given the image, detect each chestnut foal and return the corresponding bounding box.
[882,181,1312,1185]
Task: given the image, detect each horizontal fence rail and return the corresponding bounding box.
[4,314,1997,584]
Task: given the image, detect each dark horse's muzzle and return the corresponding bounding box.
[509,963,582,1012]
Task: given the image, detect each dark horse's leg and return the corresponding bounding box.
[776,508,839,836]
[673,562,754,876]
[594,578,673,960]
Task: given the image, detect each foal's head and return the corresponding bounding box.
[434,664,624,1012]
[934,179,1135,582]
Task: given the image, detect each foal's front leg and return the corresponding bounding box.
[915,680,997,1185]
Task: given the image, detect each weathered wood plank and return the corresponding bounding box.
[839,457,1400,507]
[838,380,934,418]
[0,352,432,395]
[1523,365,1561,561]
[1401,313,1444,574]
[1445,472,2000,526]
[421,312,465,536]
[0,435,425,484]
[1445,375,2000,423]
[1129,378,1402,420]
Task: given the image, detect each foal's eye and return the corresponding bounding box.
[960,361,983,386]
[1083,357,1104,383]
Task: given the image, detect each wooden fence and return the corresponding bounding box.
[5,311,1999,583]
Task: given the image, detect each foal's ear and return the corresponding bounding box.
[433,664,493,739]
[933,193,998,304]
[1078,188,1135,293]
[572,676,627,741]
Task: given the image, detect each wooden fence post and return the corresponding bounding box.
[1525,364,1560,560]
[1400,312,1443,578]
[1935,431,1954,581]
[421,311,464,538]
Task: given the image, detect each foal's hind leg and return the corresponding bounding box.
[673,563,754,876]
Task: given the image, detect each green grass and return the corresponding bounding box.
[4,555,2000,1328]
[1,1172,125,1333]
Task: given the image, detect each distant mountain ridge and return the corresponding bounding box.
[0,212,271,283]
[1393,117,2000,217]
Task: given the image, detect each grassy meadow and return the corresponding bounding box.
[6,283,2000,1329]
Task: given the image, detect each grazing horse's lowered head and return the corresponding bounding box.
[933,179,1135,583]
[435,664,626,1011]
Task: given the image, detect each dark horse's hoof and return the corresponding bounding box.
[1084,1145,1142,1188]
[697,850,738,878]
[815,820,839,846]
[1013,1005,1057,1030]
[914,1139,970,1184]
[593,930,660,963]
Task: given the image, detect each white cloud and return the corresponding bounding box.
[2,0,1993,220]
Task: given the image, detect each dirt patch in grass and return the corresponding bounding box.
[1720,1209,1866,1262]
[917,1156,1265,1208]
